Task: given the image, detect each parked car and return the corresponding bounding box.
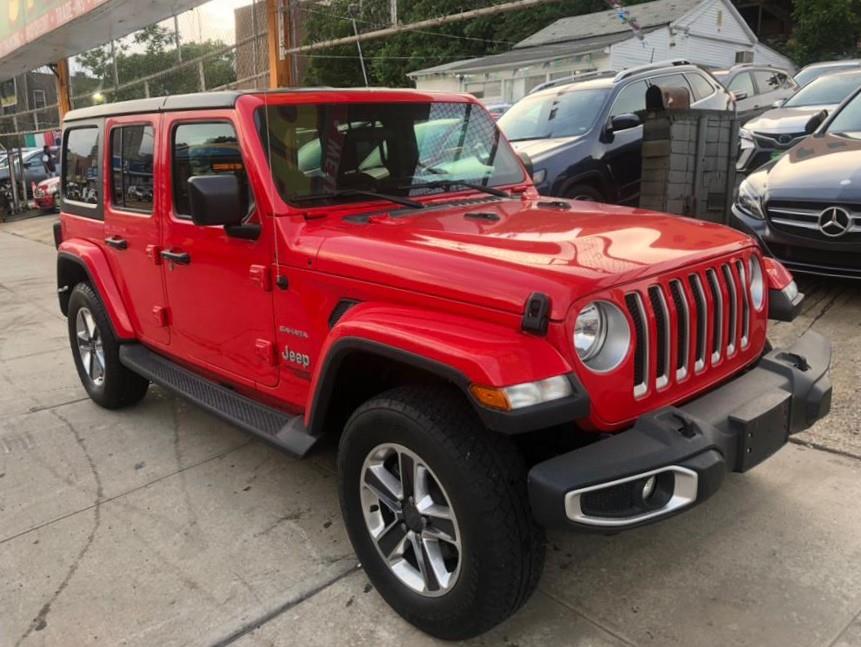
[712,64,797,116]
[737,69,861,173]
[497,60,734,203]
[732,83,861,278]
[794,59,861,88]
[0,147,59,197]
[483,103,511,120]
[34,176,60,212]
[56,89,831,640]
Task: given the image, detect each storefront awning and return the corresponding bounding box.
[0,0,207,80]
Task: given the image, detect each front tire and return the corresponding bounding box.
[565,183,605,202]
[338,386,545,640]
[67,283,149,409]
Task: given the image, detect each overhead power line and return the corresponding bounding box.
[284,0,564,54]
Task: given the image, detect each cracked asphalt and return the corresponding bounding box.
[1,214,860,647]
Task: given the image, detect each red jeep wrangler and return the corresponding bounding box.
[55,90,832,639]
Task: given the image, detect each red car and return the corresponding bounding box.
[34,176,60,212]
[54,90,831,639]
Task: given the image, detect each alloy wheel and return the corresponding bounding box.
[360,443,462,597]
[75,307,105,386]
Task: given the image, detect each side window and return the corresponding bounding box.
[753,70,783,94]
[728,72,755,97]
[111,125,155,213]
[686,73,715,101]
[173,122,249,218]
[650,73,692,100]
[610,81,649,117]
[63,127,100,208]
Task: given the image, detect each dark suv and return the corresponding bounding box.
[497,60,734,204]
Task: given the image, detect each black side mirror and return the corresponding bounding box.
[518,151,534,179]
[188,175,245,227]
[804,109,828,134]
[609,113,641,132]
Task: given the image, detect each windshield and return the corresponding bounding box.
[826,90,861,138]
[784,73,861,107]
[497,88,609,141]
[257,101,524,205]
[795,65,858,88]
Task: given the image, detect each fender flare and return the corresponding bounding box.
[57,242,135,339]
[305,303,587,436]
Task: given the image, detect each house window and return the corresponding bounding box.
[32,89,47,109]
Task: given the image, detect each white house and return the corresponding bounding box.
[408,0,794,104]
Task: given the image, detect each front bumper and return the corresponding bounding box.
[528,331,832,530]
[732,204,861,279]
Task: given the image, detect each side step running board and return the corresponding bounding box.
[119,344,319,457]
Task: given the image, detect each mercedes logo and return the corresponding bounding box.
[817,206,852,238]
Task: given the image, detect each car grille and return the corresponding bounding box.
[752,132,806,150]
[767,201,861,242]
[623,259,752,399]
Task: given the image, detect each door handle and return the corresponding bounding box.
[160,250,191,265]
[104,236,128,250]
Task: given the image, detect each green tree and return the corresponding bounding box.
[790,0,861,65]
[302,0,645,87]
[75,26,235,104]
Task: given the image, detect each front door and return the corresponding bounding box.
[160,114,278,387]
[606,80,647,205]
[103,117,170,345]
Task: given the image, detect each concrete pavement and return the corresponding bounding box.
[1,216,860,647]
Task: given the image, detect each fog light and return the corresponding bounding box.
[641,475,656,501]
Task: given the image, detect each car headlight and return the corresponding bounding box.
[574,301,630,372]
[739,128,755,150]
[532,168,547,185]
[749,255,765,310]
[736,178,765,219]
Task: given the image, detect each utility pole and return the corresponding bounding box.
[51,59,72,120]
[174,15,183,63]
[110,40,120,96]
[266,0,292,88]
[349,4,369,86]
[390,0,398,25]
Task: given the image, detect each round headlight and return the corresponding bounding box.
[749,255,765,310]
[574,303,605,361]
[573,301,630,372]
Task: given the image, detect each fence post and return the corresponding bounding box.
[198,61,207,91]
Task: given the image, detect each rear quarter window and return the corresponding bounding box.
[63,126,102,218]
[686,73,715,101]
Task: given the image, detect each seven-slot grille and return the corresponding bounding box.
[624,259,752,398]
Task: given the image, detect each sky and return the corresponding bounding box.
[167,0,256,46]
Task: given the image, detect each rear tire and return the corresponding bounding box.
[67,283,149,409]
[338,386,545,640]
[565,183,605,202]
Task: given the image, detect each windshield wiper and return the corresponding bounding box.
[289,189,424,210]
[399,180,510,198]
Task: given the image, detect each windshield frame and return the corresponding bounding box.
[823,87,861,138]
[251,95,527,210]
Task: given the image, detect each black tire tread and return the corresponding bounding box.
[68,282,149,409]
[341,385,545,639]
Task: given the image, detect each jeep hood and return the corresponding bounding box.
[315,198,752,320]
[744,106,833,134]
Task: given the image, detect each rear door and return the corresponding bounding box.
[160,113,278,387]
[102,117,170,345]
